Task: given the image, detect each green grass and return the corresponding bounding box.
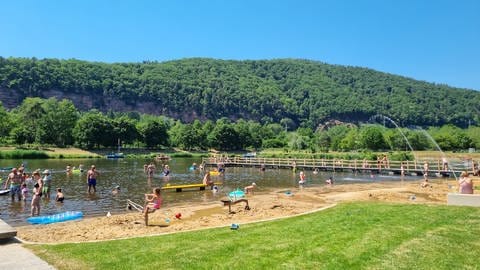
[25,202,480,269]
[0,150,50,159]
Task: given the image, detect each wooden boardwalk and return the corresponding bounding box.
[202,157,477,177]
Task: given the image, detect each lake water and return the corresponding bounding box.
[0,157,421,226]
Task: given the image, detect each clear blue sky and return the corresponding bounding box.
[1,0,479,90]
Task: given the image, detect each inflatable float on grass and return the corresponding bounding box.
[27,211,83,225]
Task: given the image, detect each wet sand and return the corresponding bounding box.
[17,179,458,243]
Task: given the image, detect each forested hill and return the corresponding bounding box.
[1,57,479,128]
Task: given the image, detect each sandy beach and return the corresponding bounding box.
[16,179,457,244]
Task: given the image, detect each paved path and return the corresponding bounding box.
[0,238,55,269]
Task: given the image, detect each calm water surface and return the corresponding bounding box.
[0,157,423,226]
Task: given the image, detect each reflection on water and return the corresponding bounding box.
[0,157,424,226]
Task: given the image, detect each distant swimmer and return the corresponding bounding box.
[299,171,306,185]
[325,177,333,185]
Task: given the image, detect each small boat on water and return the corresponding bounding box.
[106,153,124,159]
[0,189,10,196]
[242,152,257,158]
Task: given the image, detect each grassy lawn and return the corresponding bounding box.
[26,202,480,270]
[0,147,100,159]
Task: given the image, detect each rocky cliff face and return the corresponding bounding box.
[0,88,24,109]
[0,87,203,122]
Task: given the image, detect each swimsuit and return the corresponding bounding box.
[56,197,64,202]
[459,180,473,194]
[88,178,96,186]
[10,184,21,195]
[153,197,162,209]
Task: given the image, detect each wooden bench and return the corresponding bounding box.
[447,193,480,207]
[221,199,250,213]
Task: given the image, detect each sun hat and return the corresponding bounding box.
[43,169,50,174]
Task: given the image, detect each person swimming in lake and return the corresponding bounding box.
[55,188,64,202]
[163,165,170,176]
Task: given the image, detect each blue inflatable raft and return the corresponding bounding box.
[27,211,83,224]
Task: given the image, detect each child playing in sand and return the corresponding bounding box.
[55,188,64,202]
[244,182,257,194]
[143,187,163,226]
[421,176,430,188]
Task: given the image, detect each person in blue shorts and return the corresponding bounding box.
[87,165,98,193]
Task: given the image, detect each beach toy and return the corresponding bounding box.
[175,213,182,219]
[165,218,171,223]
[285,191,293,196]
[230,223,239,230]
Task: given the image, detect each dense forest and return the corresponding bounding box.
[1,57,479,129]
[0,97,479,154]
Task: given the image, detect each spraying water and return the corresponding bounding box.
[369,114,418,161]
[416,127,458,181]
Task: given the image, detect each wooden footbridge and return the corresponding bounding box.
[202,157,478,177]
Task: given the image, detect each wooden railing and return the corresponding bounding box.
[202,157,479,174]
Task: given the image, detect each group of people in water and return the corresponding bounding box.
[144,163,171,178]
[2,165,65,216]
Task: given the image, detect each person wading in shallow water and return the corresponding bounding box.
[87,165,99,193]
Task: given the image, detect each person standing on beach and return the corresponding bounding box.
[143,187,163,226]
[458,171,474,194]
[87,165,99,193]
